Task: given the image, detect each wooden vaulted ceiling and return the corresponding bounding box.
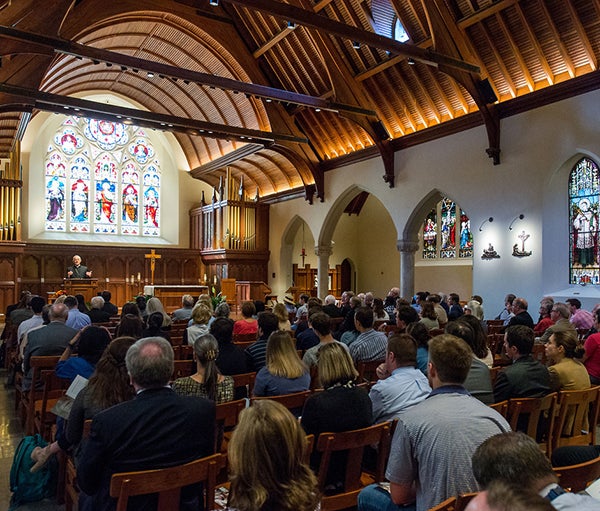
[0,0,599,203]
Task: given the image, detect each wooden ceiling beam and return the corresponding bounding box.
[478,21,517,99]
[0,83,307,145]
[513,3,554,86]
[252,23,295,58]
[495,12,534,93]
[221,0,480,73]
[538,2,575,79]
[564,0,597,71]
[0,25,375,117]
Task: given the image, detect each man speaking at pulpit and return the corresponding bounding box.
[67,254,92,278]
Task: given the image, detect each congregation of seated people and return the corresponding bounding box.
[4,286,600,511]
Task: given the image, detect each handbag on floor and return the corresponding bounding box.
[9,434,57,510]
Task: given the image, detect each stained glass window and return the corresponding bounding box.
[44,117,161,237]
[569,157,600,285]
[420,198,472,260]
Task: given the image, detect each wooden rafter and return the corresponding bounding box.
[478,20,517,98]
[221,0,480,73]
[538,1,575,79]
[495,12,535,93]
[564,0,597,71]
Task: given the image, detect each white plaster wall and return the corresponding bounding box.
[269,89,600,315]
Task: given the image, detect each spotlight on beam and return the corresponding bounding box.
[352,41,361,49]
[209,0,219,5]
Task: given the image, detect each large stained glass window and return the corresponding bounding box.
[45,117,161,237]
[421,198,472,260]
[569,157,600,285]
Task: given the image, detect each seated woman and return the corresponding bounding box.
[185,304,211,347]
[141,311,171,342]
[114,313,144,339]
[253,331,310,396]
[226,400,320,511]
[459,314,494,367]
[55,325,112,381]
[233,301,258,336]
[546,330,590,391]
[372,297,389,322]
[145,296,172,329]
[583,309,600,385]
[273,302,292,331]
[172,334,234,404]
[418,301,439,330]
[30,336,136,479]
[301,342,372,490]
[406,321,431,375]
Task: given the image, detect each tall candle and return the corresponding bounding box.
[137,273,141,282]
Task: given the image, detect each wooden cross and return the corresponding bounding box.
[145,249,161,285]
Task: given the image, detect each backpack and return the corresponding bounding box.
[9,434,57,510]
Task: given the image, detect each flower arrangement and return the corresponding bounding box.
[52,289,67,299]
[210,286,226,310]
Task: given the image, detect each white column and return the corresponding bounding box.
[397,240,419,299]
[315,244,332,299]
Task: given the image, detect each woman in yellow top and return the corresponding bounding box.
[545,330,590,391]
[545,329,590,436]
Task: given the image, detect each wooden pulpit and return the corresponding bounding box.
[63,279,99,302]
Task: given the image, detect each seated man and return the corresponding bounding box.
[507,297,534,329]
[302,312,348,368]
[77,337,215,511]
[349,306,387,363]
[493,325,551,403]
[87,296,112,323]
[471,432,598,510]
[465,480,555,511]
[245,311,279,372]
[566,298,594,330]
[539,302,576,343]
[358,334,510,511]
[369,333,431,423]
[172,294,195,321]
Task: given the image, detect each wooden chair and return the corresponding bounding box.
[507,393,557,455]
[64,419,93,511]
[488,400,508,419]
[356,359,384,384]
[315,420,395,511]
[172,344,194,360]
[231,371,256,399]
[232,332,258,343]
[251,390,311,416]
[554,455,600,492]
[232,340,256,350]
[109,453,224,511]
[428,493,476,511]
[489,366,501,387]
[23,355,61,435]
[552,386,600,450]
[429,328,445,337]
[531,343,547,365]
[171,359,195,380]
[215,398,247,452]
[35,370,71,441]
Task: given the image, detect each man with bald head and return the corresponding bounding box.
[22,302,78,390]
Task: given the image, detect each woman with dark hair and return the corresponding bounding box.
[546,330,590,391]
[55,325,112,380]
[301,342,371,490]
[172,334,234,403]
[120,302,141,318]
[115,313,144,339]
[141,311,171,341]
[227,400,320,511]
[135,295,148,319]
[459,314,493,367]
[233,301,258,336]
[75,294,88,313]
[406,321,431,375]
[30,337,137,479]
[372,298,389,321]
[146,297,172,329]
[419,301,439,330]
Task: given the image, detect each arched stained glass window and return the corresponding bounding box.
[569,157,600,285]
[44,117,161,237]
[420,198,472,260]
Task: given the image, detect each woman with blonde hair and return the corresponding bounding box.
[185,304,211,347]
[227,400,320,511]
[253,331,310,396]
[145,296,172,328]
[273,302,292,331]
[301,342,371,489]
[172,334,234,403]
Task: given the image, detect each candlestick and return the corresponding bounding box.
[213,275,217,285]
[137,272,141,282]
